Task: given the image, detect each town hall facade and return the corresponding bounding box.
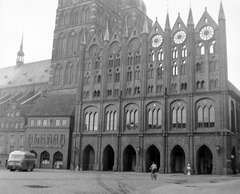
[0,0,239,175]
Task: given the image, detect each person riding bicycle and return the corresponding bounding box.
[149,162,157,175]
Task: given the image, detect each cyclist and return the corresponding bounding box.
[149,162,157,180]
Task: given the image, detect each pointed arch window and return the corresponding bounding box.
[68,33,76,54]
[181,60,187,75]
[135,51,141,64]
[115,54,121,66]
[172,47,178,59]
[158,49,164,61]
[171,102,187,129]
[85,8,90,22]
[199,43,205,55]
[148,50,155,62]
[181,45,187,58]
[197,100,215,128]
[172,62,178,76]
[115,69,120,82]
[156,85,162,93]
[109,55,114,67]
[74,10,79,25]
[84,108,99,131]
[147,103,162,130]
[125,104,139,130]
[128,53,133,65]
[148,64,154,78]
[66,63,74,84]
[231,101,236,133]
[127,67,132,81]
[62,37,66,55]
[210,41,216,54]
[157,63,163,78]
[63,12,68,27]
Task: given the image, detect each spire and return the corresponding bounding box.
[122,15,128,38]
[165,12,171,30]
[104,19,110,41]
[17,33,24,57]
[16,33,24,67]
[218,1,225,20]
[142,13,149,34]
[187,8,194,26]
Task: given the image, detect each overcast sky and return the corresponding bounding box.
[0,0,239,89]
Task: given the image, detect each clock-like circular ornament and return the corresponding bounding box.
[152,35,163,48]
[199,26,214,40]
[129,38,141,51]
[174,31,186,44]
[110,41,121,54]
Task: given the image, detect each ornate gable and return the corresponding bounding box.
[148,20,164,49]
[127,25,142,52]
[172,14,187,45]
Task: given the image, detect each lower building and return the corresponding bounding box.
[25,89,76,169]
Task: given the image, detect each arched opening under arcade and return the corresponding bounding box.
[122,145,136,172]
[82,145,95,171]
[53,151,63,169]
[40,151,50,169]
[145,145,160,172]
[102,145,115,171]
[170,145,185,173]
[197,145,213,174]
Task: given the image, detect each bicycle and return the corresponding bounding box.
[150,169,157,180]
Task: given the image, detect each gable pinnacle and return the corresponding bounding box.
[218,1,226,20]
[123,15,128,38]
[142,13,149,34]
[165,12,171,30]
[104,19,110,41]
[187,8,194,26]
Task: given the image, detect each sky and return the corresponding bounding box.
[0,0,239,89]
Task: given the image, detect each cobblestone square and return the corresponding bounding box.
[0,168,239,194]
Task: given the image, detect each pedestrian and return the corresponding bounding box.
[70,163,75,172]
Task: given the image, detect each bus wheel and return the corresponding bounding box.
[30,168,33,171]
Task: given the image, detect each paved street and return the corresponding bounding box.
[0,168,239,194]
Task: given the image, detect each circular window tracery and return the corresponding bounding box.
[173,31,186,44]
[199,26,214,40]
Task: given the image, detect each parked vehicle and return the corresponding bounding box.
[7,151,36,172]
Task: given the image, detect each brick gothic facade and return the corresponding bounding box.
[48,0,240,175]
[0,0,239,174]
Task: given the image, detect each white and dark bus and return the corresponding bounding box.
[7,151,36,171]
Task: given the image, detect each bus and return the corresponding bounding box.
[7,151,36,172]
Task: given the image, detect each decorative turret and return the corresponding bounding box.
[16,34,24,68]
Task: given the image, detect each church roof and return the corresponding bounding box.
[0,59,51,87]
[28,89,76,117]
